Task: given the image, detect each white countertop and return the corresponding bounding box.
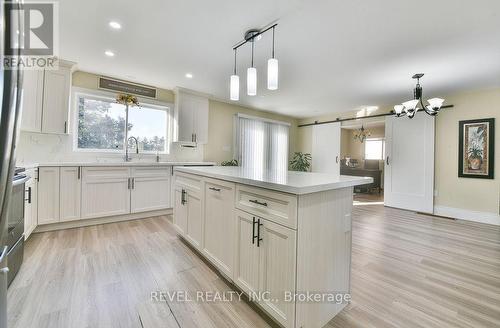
[175,166,373,195]
[20,161,215,168]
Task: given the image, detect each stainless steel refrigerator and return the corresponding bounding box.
[0,1,24,327]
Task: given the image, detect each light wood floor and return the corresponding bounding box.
[7,204,500,328]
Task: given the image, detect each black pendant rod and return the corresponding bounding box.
[297,105,454,128]
[232,23,278,51]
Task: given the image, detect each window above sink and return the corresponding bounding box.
[74,91,172,154]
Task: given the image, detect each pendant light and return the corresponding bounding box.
[230,49,239,101]
[247,40,257,96]
[267,26,278,90]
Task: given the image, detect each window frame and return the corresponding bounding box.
[233,113,291,170]
[364,137,385,160]
[72,88,173,154]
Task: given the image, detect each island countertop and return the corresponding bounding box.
[174,166,373,195]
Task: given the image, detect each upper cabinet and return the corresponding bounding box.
[174,88,209,144]
[21,59,76,134]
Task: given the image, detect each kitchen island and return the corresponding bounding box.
[173,166,372,328]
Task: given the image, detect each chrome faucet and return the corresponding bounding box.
[125,136,139,162]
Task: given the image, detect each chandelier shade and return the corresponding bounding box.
[394,74,445,119]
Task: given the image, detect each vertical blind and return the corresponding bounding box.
[235,114,290,177]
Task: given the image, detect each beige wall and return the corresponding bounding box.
[204,100,298,164]
[434,88,500,214]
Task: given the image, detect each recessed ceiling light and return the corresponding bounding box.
[185,73,193,79]
[109,21,121,29]
[105,50,115,57]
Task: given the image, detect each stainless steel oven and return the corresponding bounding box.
[6,168,29,286]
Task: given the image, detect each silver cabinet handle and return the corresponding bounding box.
[127,178,131,189]
[132,178,135,189]
[386,156,390,165]
[209,187,221,192]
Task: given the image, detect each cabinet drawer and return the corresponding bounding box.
[236,185,297,229]
[174,172,202,193]
[131,166,170,177]
[83,167,130,180]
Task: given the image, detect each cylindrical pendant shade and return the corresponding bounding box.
[230,75,239,101]
[267,58,278,90]
[247,67,257,96]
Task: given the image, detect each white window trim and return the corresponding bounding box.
[364,137,385,160]
[71,87,173,154]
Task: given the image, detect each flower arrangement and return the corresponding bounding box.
[116,93,140,107]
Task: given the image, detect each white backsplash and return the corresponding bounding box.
[16,131,204,165]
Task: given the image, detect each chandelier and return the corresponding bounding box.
[230,23,278,101]
[393,74,444,119]
[353,125,370,143]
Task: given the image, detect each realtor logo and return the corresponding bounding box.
[4,1,59,69]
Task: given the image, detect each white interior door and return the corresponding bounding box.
[311,122,340,174]
[384,115,435,213]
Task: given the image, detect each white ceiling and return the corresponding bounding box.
[59,0,500,118]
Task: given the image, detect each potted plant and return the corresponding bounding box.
[289,152,312,172]
[221,159,238,166]
[467,145,483,170]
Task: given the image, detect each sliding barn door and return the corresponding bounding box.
[384,115,435,213]
[312,122,341,174]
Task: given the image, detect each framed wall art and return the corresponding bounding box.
[458,118,494,179]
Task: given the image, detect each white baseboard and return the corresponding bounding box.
[34,208,173,233]
[433,206,500,226]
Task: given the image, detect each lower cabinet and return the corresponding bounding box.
[81,167,131,219]
[185,190,202,249]
[38,167,60,224]
[203,178,235,278]
[24,169,38,239]
[60,167,81,221]
[130,167,171,213]
[234,210,261,295]
[173,173,203,249]
[173,187,188,234]
[234,209,296,328]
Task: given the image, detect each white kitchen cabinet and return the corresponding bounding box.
[203,178,235,278]
[234,210,261,296]
[173,187,188,235]
[42,66,72,134]
[130,167,171,213]
[185,190,202,249]
[258,218,296,328]
[24,169,38,239]
[173,172,203,249]
[233,209,296,328]
[174,89,209,144]
[81,167,131,219]
[20,60,75,134]
[20,70,44,132]
[38,167,60,225]
[174,169,355,328]
[59,167,82,222]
